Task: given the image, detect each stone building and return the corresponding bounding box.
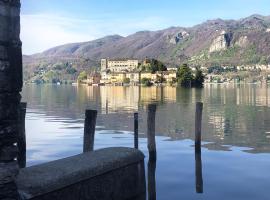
[87,72,101,85]
[101,58,139,72]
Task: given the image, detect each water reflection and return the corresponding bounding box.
[21,84,270,154]
[148,152,157,200]
[195,143,203,194]
[21,84,270,200]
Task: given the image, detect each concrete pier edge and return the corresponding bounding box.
[16,147,146,200]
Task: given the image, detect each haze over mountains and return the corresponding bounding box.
[23,14,270,81]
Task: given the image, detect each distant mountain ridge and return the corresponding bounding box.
[23,14,270,81]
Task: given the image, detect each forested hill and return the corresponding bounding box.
[24,14,270,82]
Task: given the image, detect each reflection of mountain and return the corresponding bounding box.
[22,84,270,153]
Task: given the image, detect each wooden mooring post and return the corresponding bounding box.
[18,102,27,168]
[148,152,157,200]
[147,104,157,161]
[195,102,203,193]
[134,113,138,149]
[195,102,203,147]
[195,143,203,193]
[83,110,97,152]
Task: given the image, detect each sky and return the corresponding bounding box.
[21,0,270,55]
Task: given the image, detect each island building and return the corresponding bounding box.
[101,58,139,72]
[87,58,177,85]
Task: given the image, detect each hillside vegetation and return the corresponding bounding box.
[23,14,270,82]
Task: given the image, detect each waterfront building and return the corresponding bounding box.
[126,72,140,84]
[87,72,101,85]
[163,71,177,82]
[101,58,139,72]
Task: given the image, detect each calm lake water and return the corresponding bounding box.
[21,84,270,200]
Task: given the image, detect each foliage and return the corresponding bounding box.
[43,70,60,83]
[141,78,152,86]
[77,71,87,82]
[141,59,167,73]
[177,64,205,88]
[208,66,237,74]
[177,64,193,87]
[242,45,260,64]
[193,68,205,87]
[259,56,268,65]
[169,77,177,86]
[156,75,166,83]
[123,78,130,84]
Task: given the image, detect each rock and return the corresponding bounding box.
[169,31,189,44]
[209,30,232,53]
[235,36,248,47]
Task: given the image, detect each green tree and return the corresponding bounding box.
[141,59,167,73]
[177,64,193,87]
[193,68,205,87]
[141,78,152,86]
[156,75,166,83]
[44,70,59,83]
[77,71,87,82]
[123,78,130,84]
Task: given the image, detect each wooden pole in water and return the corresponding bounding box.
[83,110,97,152]
[195,144,203,193]
[18,102,27,168]
[147,104,157,160]
[195,102,203,193]
[195,102,203,147]
[134,113,139,149]
[148,152,157,200]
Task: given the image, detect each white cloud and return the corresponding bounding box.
[21,14,169,55]
[21,14,98,55]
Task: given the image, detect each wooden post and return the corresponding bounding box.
[83,110,97,152]
[148,152,157,200]
[147,104,157,160]
[195,144,203,193]
[134,113,138,149]
[195,102,203,193]
[18,102,27,168]
[195,102,203,147]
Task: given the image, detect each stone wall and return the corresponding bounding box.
[0,0,22,199]
[16,148,146,200]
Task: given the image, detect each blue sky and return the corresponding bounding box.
[21,0,270,54]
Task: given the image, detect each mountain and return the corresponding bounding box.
[23,14,270,82]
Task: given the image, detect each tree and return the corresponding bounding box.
[193,68,205,87]
[141,59,167,73]
[123,78,130,84]
[77,71,87,82]
[177,64,193,87]
[156,75,166,83]
[141,78,152,86]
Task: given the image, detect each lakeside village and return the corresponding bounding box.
[77,58,270,87]
[78,58,179,87]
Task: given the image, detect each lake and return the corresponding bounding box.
[21,84,270,200]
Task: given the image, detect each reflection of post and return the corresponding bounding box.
[195,144,203,193]
[18,102,27,168]
[134,113,139,149]
[148,152,157,200]
[195,102,203,147]
[147,104,157,160]
[83,110,97,152]
[195,102,203,193]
